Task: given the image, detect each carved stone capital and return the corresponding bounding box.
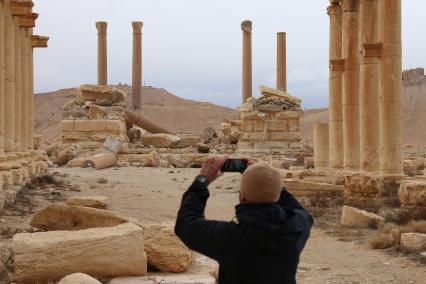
[11,1,33,16]
[132,21,143,34]
[32,35,49,48]
[241,20,252,33]
[19,13,38,28]
[96,21,108,34]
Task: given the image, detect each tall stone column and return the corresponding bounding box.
[359,0,380,172]
[4,0,15,153]
[241,20,252,105]
[314,123,330,169]
[341,0,360,170]
[13,15,22,151]
[20,27,28,150]
[378,0,402,175]
[328,0,344,169]
[0,0,5,156]
[131,21,143,110]
[96,21,107,86]
[277,32,287,92]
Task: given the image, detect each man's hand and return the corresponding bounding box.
[200,155,228,185]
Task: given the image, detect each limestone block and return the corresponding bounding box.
[78,85,126,103]
[341,205,384,228]
[240,111,259,120]
[240,120,253,132]
[401,233,426,252]
[240,132,264,142]
[2,171,13,186]
[109,274,216,284]
[168,155,190,168]
[62,131,128,143]
[75,120,107,132]
[270,132,300,142]
[58,273,102,284]
[61,120,76,132]
[12,169,24,186]
[144,223,192,273]
[89,105,108,119]
[106,120,126,134]
[141,134,181,148]
[67,157,89,168]
[252,120,266,132]
[275,110,303,120]
[13,223,147,283]
[67,196,111,209]
[398,180,426,206]
[57,144,80,165]
[268,120,288,132]
[30,203,128,231]
[176,134,201,148]
[288,119,300,131]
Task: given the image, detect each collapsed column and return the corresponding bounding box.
[241,20,252,105]
[327,0,344,170]
[341,0,360,170]
[132,21,143,110]
[96,21,107,86]
[378,0,403,176]
[276,32,287,92]
[359,0,380,172]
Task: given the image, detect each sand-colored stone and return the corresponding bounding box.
[13,15,22,151]
[313,123,329,169]
[67,196,111,209]
[109,275,216,284]
[30,203,128,231]
[328,1,344,169]
[277,32,287,92]
[144,222,192,273]
[400,233,426,252]
[58,273,102,284]
[141,134,181,148]
[398,180,426,207]
[96,21,107,85]
[85,151,118,170]
[13,223,147,283]
[341,0,360,170]
[341,205,384,228]
[0,1,4,155]
[359,0,380,172]
[78,84,125,103]
[4,0,15,152]
[132,21,143,110]
[241,20,252,105]
[378,0,403,175]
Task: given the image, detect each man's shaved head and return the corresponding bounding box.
[240,162,283,204]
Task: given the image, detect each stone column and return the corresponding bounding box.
[378,0,402,175]
[0,0,5,156]
[341,0,360,170]
[277,32,287,92]
[241,20,252,105]
[359,0,380,172]
[131,21,143,110]
[96,21,107,86]
[314,123,330,169]
[20,27,28,150]
[13,14,22,151]
[4,0,15,153]
[328,0,344,169]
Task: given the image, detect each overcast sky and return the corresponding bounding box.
[33,0,426,109]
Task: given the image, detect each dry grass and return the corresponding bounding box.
[401,220,426,234]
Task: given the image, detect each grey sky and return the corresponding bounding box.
[33,0,426,109]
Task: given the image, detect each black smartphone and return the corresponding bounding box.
[221,159,248,173]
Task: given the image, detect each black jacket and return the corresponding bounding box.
[175,179,313,284]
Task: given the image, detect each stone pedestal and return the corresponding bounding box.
[314,123,329,169]
[277,32,287,92]
[131,21,143,110]
[379,0,403,176]
[341,0,360,170]
[241,20,252,105]
[359,0,380,173]
[96,21,107,86]
[328,1,344,169]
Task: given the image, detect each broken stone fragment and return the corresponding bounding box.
[168,155,190,168]
[341,205,384,228]
[400,233,426,252]
[66,196,111,209]
[78,84,126,103]
[143,222,192,273]
[13,223,147,282]
[84,151,118,170]
[141,134,182,148]
[30,203,127,231]
[56,144,80,165]
[58,273,102,284]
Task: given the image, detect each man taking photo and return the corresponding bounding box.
[175,156,313,284]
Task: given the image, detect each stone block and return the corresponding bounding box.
[78,84,126,103]
[341,205,384,228]
[30,203,128,231]
[67,157,89,168]
[109,274,216,284]
[0,190,5,211]
[141,134,182,148]
[268,120,288,132]
[401,233,426,252]
[144,222,192,273]
[12,169,24,186]
[89,105,108,119]
[13,223,147,283]
[398,180,426,206]
[253,120,266,132]
[240,132,264,142]
[167,155,190,168]
[240,120,253,132]
[61,120,75,132]
[58,273,102,284]
[270,132,300,142]
[288,119,300,131]
[240,111,259,120]
[66,196,111,209]
[75,120,106,132]
[0,173,3,191]
[105,120,126,134]
[275,110,303,120]
[176,134,201,148]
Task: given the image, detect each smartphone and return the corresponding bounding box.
[221,159,248,173]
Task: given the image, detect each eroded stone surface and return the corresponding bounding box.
[141,134,182,149]
[66,196,111,209]
[401,233,426,252]
[341,205,384,228]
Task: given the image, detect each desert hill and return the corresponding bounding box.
[35,68,426,146]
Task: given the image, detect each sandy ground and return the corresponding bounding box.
[44,167,426,284]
